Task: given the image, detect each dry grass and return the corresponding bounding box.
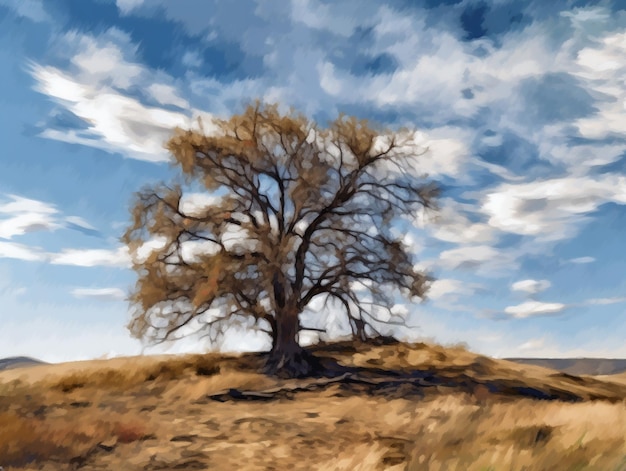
[0,408,151,468]
[2,341,626,470]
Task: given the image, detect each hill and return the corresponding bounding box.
[0,356,46,371]
[505,357,626,375]
[2,339,626,470]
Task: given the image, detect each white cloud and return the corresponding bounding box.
[0,194,60,239]
[222,224,253,252]
[480,175,626,242]
[179,240,220,263]
[50,246,131,268]
[0,194,108,263]
[406,128,473,180]
[147,83,190,109]
[69,31,144,89]
[426,278,484,311]
[179,193,223,216]
[428,278,476,301]
[577,32,625,74]
[349,279,373,293]
[0,194,57,215]
[25,1,605,190]
[309,6,572,127]
[31,64,190,162]
[558,29,626,170]
[0,211,60,239]
[504,301,567,319]
[71,287,127,301]
[569,256,595,264]
[326,4,626,189]
[547,143,626,172]
[511,279,551,295]
[437,245,518,276]
[0,241,47,262]
[366,127,476,184]
[318,62,343,95]
[429,198,496,245]
[28,29,220,162]
[131,237,168,264]
[585,297,626,306]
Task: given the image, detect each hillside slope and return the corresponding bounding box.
[2,340,626,470]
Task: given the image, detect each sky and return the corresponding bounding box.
[0,0,625,363]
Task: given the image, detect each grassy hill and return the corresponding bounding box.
[2,339,626,470]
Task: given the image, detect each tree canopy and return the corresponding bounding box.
[123,102,439,378]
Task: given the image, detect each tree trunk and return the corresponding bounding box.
[265,306,319,378]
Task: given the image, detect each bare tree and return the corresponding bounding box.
[123,102,438,378]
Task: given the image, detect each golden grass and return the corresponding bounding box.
[0,409,151,468]
[2,341,626,470]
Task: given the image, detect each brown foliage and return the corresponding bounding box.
[123,101,438,375]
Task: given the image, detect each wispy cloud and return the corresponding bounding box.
[429,198,496,245]
[28,29,220,162]
[585,297,626,306]
[0,241,132,268]
[427,278,484,312]
[71,287,127,301]
[504,301,568,319]
[179,193,224,216]
[49,247,130,268]
[0,194,100,240]
[437,245,518,277]
[511,279,551,295]
[427,278,480,301]
[0,194,60,239]
[30,62,191,162]
[571,31,626,142]
[147,83,190,109]
[569,256,595,264]
[479,175,626,242]
[0,241,47,262]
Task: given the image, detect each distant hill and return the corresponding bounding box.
[0,356,46,371]
[3,354,625,375]
[504,358,626,376]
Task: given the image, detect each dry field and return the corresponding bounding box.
[2,340,626,470]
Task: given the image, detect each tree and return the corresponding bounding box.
[123,102,439,378]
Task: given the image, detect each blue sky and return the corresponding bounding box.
[1,0,626,362]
